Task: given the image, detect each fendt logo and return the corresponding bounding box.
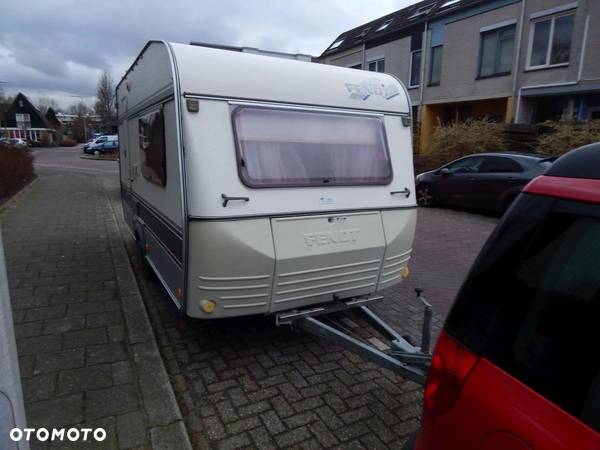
[303,228,360,247]
[345,78,400,101]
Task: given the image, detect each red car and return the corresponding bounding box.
[409,143,600,450]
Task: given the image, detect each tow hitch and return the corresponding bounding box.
[276,289,433,385]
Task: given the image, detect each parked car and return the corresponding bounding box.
[415,152,553,213]
[407,143,600,450]
[82,135,104,152]
[84,135,118,154]
[1,138,29,149]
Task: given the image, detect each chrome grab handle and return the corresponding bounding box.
[391,187,411,198]
[221,193,249,207]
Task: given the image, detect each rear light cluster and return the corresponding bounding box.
[424,330,479,417]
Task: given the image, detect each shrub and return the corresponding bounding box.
[423,119,508,168]
[536,120,600,155]
[59,138,78,147]
[0,144,34,199]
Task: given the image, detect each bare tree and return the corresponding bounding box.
[95,70,116,127]
[67,102,92,116]
[37,96,59,115]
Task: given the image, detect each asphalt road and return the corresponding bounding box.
[27,146,497,449]
[32,145,119,175]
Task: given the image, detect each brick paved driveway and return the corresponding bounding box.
[108,180,497,449]
[3,144,497,449]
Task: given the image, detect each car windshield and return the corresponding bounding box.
[446,195,600,432]
[232,106,392,187]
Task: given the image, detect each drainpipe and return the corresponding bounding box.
[362,42,366,69]
[512,0,526,95]
[577,14,590,82]
[419,21,428,108]
[512,0,526,123]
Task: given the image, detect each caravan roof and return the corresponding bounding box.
[118,41,410,116]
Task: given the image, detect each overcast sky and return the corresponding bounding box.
[0,0,420,109]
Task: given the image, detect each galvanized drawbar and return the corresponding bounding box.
[276,290,433,385]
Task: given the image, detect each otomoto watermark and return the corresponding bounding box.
[10,427,107,442]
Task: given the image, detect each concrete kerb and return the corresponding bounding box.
[100,177,193,450]
[0,176,39,216]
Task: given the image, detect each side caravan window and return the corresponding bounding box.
[138,108,166,186]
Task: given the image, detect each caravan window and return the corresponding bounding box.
[138,109,166,186]
[232,106,392,187]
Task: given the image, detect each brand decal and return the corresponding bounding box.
[319,196,335,205]
[304,228,360,246]
[345,78,400,101]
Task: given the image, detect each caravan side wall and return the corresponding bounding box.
[117,42,186,308]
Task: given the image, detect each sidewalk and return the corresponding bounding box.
[1,170,191,450]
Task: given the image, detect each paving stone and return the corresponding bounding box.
[43,315,86,334]
[275,426,312,448]
[63,328,108,349]
[34,348,85,374]
[57,364,113,394]
[112,360,134,385]
[117,411,147,449]
[17,334,61,356]
[86,342,127,364]
[86,384,139,420]
[22,373,57,403]
[26,393,84,429]
[24,305,66,322]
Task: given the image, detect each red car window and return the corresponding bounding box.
[446,194,600,432]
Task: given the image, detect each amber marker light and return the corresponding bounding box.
[400,266,410,279]
[201,299,216,313]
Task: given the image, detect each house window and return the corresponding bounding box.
[349,64,362,70]
[429,46,443,85]
[410,50,421,87]
[327,38,345,51]
[368,59,385,73]
[16,113,31,129]
[376,19,393,32]
[479,25,515,78]
[528,13,575,69]
[138,108,166,186]
[408,3,435,20]
[441,0,461,8]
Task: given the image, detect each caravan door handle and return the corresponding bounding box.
[221,193,250,207]
[391,188,411,198]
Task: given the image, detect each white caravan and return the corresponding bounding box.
[117,41,417,320]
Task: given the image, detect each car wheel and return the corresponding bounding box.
[417,184,434,207]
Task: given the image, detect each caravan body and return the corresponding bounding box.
[117,41,417,319]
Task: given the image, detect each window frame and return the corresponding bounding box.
[138,107,167,187]
[230,105,394,189]
[477,24,516,79]
[367,58,385,73]
[526,11,575,70]
[409,50,422,88]
[428,45,443,86]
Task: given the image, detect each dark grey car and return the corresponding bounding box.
[415,152,553,213]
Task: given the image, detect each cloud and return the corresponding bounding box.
[0,0,418,109]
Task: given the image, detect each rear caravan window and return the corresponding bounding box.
[231,106,392,187]
[138,109,166,186]
[446,195,600,432]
